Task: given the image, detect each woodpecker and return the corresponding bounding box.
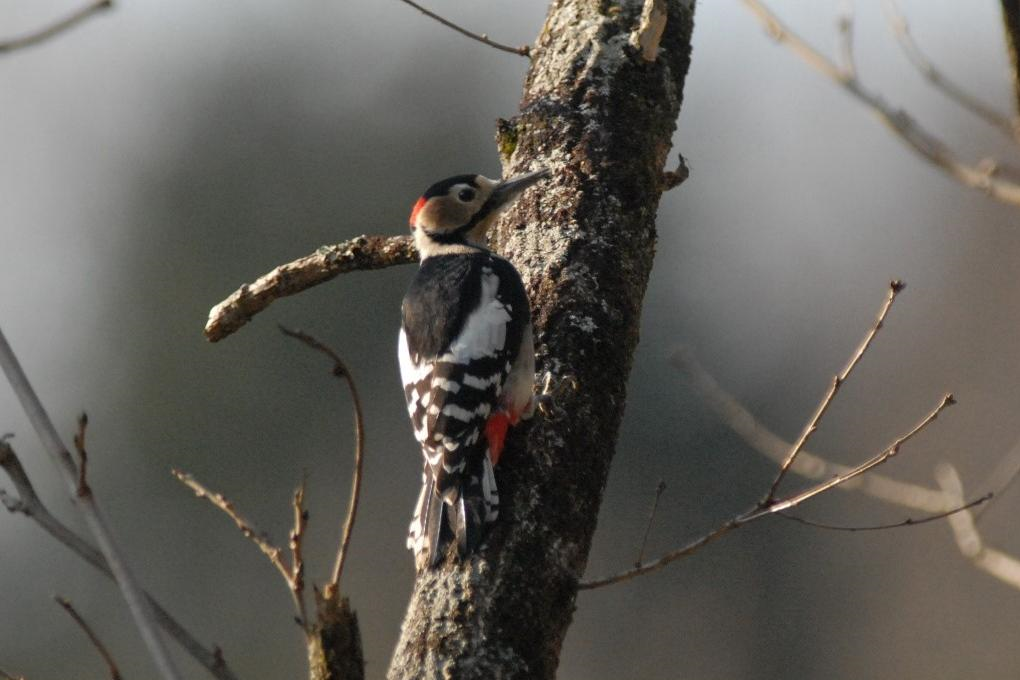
[399,168,549,568]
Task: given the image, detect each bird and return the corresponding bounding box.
[398,168,549,569]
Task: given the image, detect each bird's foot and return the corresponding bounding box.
[535,371,578,421]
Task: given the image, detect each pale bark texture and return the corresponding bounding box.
[388,1,696,678]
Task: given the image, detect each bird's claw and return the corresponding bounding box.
[535,372,578,420]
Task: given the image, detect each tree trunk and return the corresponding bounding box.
[388,1,696,677]
[1002,0,1020,114]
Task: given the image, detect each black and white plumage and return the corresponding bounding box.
[399,169,547,568]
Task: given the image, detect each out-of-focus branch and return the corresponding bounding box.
[883,0,1020,142]
[204,235,416,343]
[579,391,953,590]
[0,327,182,680]
[743,0,1020,208]
[581,283,955,589]
[937,464,1020,589]
[395,0,530,56]
[674,347,1020,593]
[73,413,90,496]
[277,327,364,592]
[671,347,954,513]
[172,469,309,628]
[55,596,123,680]
[0,442,236,680]
[0,0,111,54]
[766,280,903,502]
[0,668,26,680]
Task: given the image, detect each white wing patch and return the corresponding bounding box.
[440,267,511,363]
[398,328,430,385]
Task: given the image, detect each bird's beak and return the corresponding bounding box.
[489,167,550,208]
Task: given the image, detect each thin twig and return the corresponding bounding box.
[0,0,112,54]
[671,347,956,513]
[580,394,954,590]
[73,412,90,497]
[836,0,856,79]
[55,595,124,680]
[674,348,1020,593]
[395,0,530,56]
[172,469,307,626]
[747,394,954,520]
[205,234,416,343]
[742,0,1020,208]
[278,327,365,592]
[765,280,904,502]
[0,327,182,680]
[779,492,992,532]
[290,479,310,627]
[0,441,237,680]
[882,0,1020,143]
[635,480,666,567]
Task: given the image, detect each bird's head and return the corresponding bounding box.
[408,168,549,256]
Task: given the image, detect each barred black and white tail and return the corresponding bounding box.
[407,453,499,568]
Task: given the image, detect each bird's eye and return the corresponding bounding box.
[458,188,476,202]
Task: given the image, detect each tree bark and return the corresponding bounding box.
[388,1,696,678]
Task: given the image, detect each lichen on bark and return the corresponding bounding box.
[388,1,696,678]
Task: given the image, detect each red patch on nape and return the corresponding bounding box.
[409,196,427,230]
[485,409,521,466]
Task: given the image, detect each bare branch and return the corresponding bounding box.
[290,480,310,629]
[0,441,236,680]
[204,235,416,343]
[766,280,904,502]
[742,0,1020,208]
[937,463,1020,589]
[277,327,365,592]
[73,412,90,497]
[635,480,666,567]
[0,668,26,680]
[395,0,530,57]
[580,394,953,589]
[0,327,182,680]
[630,0,668,62]
[779,492,992,532]
[580,520,740,590]
[882,0,1020,142]
[0,0,111,54]
[750,394,955,518]
[675,346,1020,594]
[55,595,123,680]
[172,469,307,626]
[671,347,955,513]
[836,1,856,79]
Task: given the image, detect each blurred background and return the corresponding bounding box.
[2,0,1019,677]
